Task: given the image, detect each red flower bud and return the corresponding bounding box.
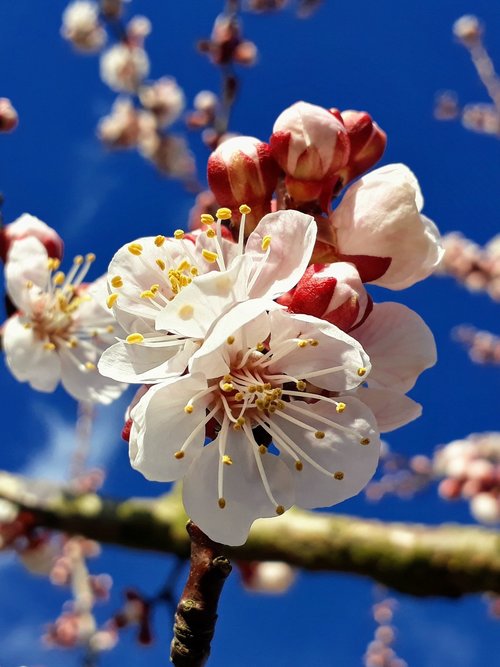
[0,213,63,262]
[0,98,18,133]
[335,110,387,186]
[270,101,350,208]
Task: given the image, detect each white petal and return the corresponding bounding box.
[273,398,380,509]
[243,210,317,299]
[155,255,253,338]
[268,309,370,391]
[354,387,422,432]
[183,427,294,546]
[5,237,49,310]
[129,374,210,481]
[353,302,436,392]
[3,316,61,392]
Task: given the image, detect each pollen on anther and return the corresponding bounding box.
[276,505,285,516]
[336,402,346,413]
[221,383,234,392]
[296,381,306,391]
[334,471,345,480]
[202,249,218,263]
[43,342,56,351]
[111,276,123,288]
[140,290,156,299]
[206,228,216,238]
[154,235,165,247]
[256,342,265,351]
[200,213,215,225]
[86,253,96,263]
[25,280,34,289]
[222,455,233,466]
[258,445,267,454]
[239,204,251,215]
[297,339,308,348]
[216,207,232,220]
[73,255,84,265]
[360,437,371,446]
[156,258,166,271]
[174,451,185,460]
[295,461,304,471]
[261,235,272,251]
[126,333,145,344]
[218,497,226,509]
[178,304,194,319]
[53,271,65,286]
[309,339,319,347]
[173,229,184,240]
[184,405,194,414]
[226,336,235,345]
[85,361,96,371]
[106,293,119,308]
[315,431,325,439]
[128,243,143,256]
[357,367,367,377]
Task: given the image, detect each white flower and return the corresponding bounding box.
[98,208,317,384]
[61,1,106,53]
[3,237,126,404]
[129,300,380,546]
[100,43,149,93]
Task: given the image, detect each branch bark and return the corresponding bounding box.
[1,470,499,598]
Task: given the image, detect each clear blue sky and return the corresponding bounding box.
[0,1,499,665]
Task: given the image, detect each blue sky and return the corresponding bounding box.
[1,1,499,665]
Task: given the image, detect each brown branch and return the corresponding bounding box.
[170,522,231,666]
[1,471,500,598]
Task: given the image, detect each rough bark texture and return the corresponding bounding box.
[1,471,500,598]
[170,522,231,666]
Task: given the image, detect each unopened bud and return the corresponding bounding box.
[270,101,350,207]
[0,98,18,133]
[453,15,483,47]
[335,109,387,186]
[470,492,500,525]
[234,40,258,66]
[241,561,296,594]
[0,213,64,262]
[208,136,280,232]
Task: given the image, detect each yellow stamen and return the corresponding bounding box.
[296,381,306,391]
[25,280,33,289]
[239,204,251,215]
[86,253,96,263]
[276,505,285,515]
[221,383,234,392]
[309,339,319,347]
[126,333,145,344]
[336,402,346,413]
[360,437,371,445]
[174,451,185,459]
[178,304,194,319]
[261,235,272,251]
[154,235,165,247]
[297,339,308,348]
[258,445,267,454]
[106,325,114,334]
[173,229,184,240]
[222,455,233,466]
[85,361,96,371]
[216,207,232,220]
[43,342,56,351]
[128,243,143,256]
[73,255,84,266]
[334,471,345,480]
[226,336,235,345]
[206,228,216,238]
[200,213,215,225]
[156,258,166,271]
[295,461,304,471]
[106,293,119,308]
[315,431,325,439]
[111,276,123,288]
[357,367,367,377]
[140,290,156,299]
[202,249,218,263]
[218,497,226,509]
[53,271,65,286]
[184,404,194,414]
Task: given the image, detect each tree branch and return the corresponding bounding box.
[1,470,499,598]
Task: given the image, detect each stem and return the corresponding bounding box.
[170,522,232,667]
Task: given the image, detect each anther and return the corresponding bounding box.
[258,445,267,454]
[200,213,215,225]
[295,461,304,471]
[154,235,165,247]
[360,437,371,445]
[357,367,367,377]
[234,392,244,401]
[297,339,308,348]
[73,255,84,265]
[184,405,194,414]
[336,402,346,413]
[174,451,185,459]
[202,249,218,263]
[221,383,234,392]
[296,381,306,391]
[111,276,123,288]
[226,336,235,345]
[334,471,345,480]
[173,230,184,240]
[239,204,251,215]
[25,280,33,289]
[43,342,56,351]
[315,431,325,439]
[256,342,265,352]
[106,293,119,308]
[309,339,319,347]
[128,243,143,256]
[216,207,232,220]
[222,455,233,466]
[218,497,226,509]
[84,362,96,371]
[86,253,96,263]
[206,228,216,238]
[53,271,65,286]
[261,235,272,251]
[156,259,166,270]
[178,304,194,319]
[106,325,114,333]
[126,333,145,344]
[276,505,285,516]
[140,290,156,299]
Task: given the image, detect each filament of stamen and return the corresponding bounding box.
[243,423,283,512]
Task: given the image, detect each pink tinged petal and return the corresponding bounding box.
[243,210,317,299]
[354,387,422,432]
[59,342,126,404]
[129,374,210,482]
[273,398,380,509]
[3,315,61,392]
[268,309,370,391]
[353,302,437,392]
[183,427,294,546]
[155,256,253,339]
[5,237,50,310]
[98,338,194,384]
[190,299,274,379]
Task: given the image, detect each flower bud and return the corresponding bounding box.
[0,213,64,262]
[335,110,387,186]
[278,262,370,332]
[100,43,150,93]
[470,492,500,525]
[453,15,483,47]
[270,101,350,207]
[239,561,296,593]
[0,98,18,133]
[208,136,280,232]
[61,1,106,53]
[139,77,185,128]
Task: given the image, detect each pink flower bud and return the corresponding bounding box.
[0,98,18,133]
[277,262,370,332]
[270,101,350,206]
[335,110,387,186]
[208,136,280,230]
[0,213,64,262]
